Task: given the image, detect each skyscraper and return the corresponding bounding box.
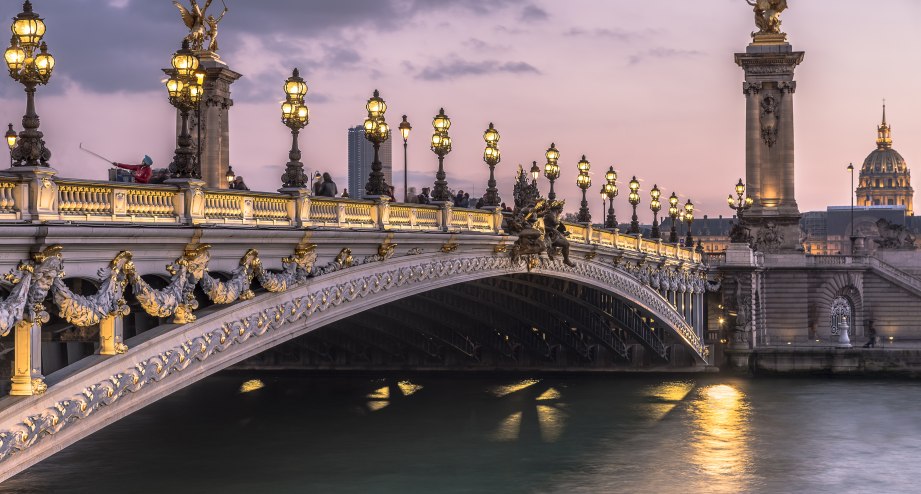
[348,126,393,199]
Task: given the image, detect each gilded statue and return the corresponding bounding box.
[206,3,229,53]
[746,0,788,35]
[174,0,228,52]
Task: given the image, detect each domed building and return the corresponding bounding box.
[856,105,914,215]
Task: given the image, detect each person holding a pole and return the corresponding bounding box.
[112,155,154,184]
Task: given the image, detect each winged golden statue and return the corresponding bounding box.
[746,0,788,35]
[173,0,221,51]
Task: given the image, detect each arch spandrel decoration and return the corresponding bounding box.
[0,249,706,478]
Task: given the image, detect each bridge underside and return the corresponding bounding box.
[239,273,702,371]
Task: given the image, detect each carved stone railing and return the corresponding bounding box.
[0,171,699,264]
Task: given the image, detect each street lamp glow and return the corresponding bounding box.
[431,108,452,202]
[530,161,540,182]
[362,89,390,196]
[279,68,311,189]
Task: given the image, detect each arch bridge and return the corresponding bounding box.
[0,171,712,480]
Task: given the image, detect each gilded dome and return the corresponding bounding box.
[855,104,913,215]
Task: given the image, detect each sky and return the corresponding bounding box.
[1,0,919,218]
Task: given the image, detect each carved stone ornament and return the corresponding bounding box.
[755,221,784,252]
[0,247,710,467]
[873,219,916,250]
[760,95,779,147]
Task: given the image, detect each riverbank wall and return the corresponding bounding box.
[725,347,921,376]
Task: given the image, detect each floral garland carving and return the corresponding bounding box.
[0,252,706,468]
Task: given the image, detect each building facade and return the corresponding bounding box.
[856,105,914,215]
[347,126,393,199]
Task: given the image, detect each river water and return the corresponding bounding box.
[3,372,919,493]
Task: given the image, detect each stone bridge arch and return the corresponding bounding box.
[0,250,705,480]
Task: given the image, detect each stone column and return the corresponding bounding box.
[99,316,126,356]
[10,320,44,396]
[735,36,805,252]
[173,53,242,189]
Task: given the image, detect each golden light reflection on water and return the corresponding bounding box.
[636,381,695,422]
[239,379,265,393]
[688,384,752,490]
[489,383,567,443]
[397,381,423,396]
[489,379,540,397]
[536,387,561,401]
[366,385,390,412]
[493,412,523,441]
[536,405,565,442]
[367,386,389,400]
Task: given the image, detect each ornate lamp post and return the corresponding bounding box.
[279,68,310,188]
[363,89,390,197]
[668,192,680,243]
[544,143,560,201]
[847,162,855,251]
[399,115,411,201]
[529,161,540,183]
[628,176,641,234]
[4,1,54,167]
[728,178,754,220]
[684,199,695,247]
[604,166,618,228]
[482,122,501,207]
[5,124,17,167]
[576,155,591,223]
[225,165,235,185]
[165,40,204,178]
[649,184,662,238]
[430,108,452,202]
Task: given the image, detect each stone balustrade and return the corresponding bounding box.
[0,170,700,262]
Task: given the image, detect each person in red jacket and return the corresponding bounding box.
[112,155,154,184]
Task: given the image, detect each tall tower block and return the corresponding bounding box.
[735,18,804,252]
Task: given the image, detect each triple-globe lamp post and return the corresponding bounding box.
[576,155,591,223]
[399,115,411,202]
[684,199,695,247]
[363,90,390,197]
[628,176,641,234]
[604,166,618,228]
[668,192,680,243]
[483,122,501,207]
[649,184,662,238]
[544,143,560,201]
[279,68,310,188]
[4,1,55,168]
[165,40,204,178]
[430,108,452,202]
[728,178,754,220]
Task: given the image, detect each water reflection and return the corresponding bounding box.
[489,378,540,397]
[637,381,695,422]
[688,383,753,491]
[238,379,265,393]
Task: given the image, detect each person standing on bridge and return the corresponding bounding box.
[112,155,154,184]
[318,172,338,197]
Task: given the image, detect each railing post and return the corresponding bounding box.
[492,208,503,234]
[111,187,128,220]
[166,178,206,225]
[584,223,593,245]
[10,320,44,396]
[336,202,347,226]
[3,166,59,222]
[409,206,418,228]
[635,232,643,250]
[241,196,254,223]
[283,188,311,228]
[99,316,127,356]
[441,202,453,232]
[375,197,391,230]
